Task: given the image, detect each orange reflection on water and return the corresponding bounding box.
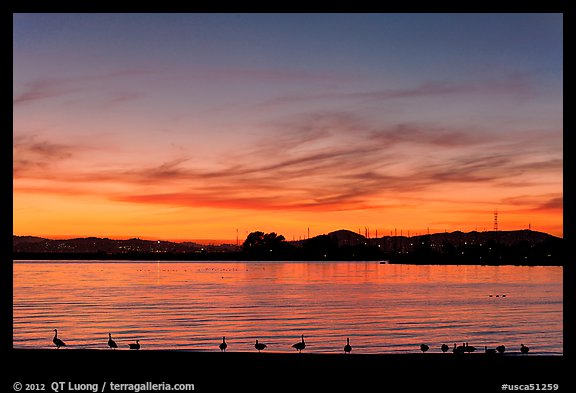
[13,261,562,354]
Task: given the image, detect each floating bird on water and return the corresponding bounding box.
[219,336,228,352]
[420,344,429,353]
[53,329,66,349]
[255,340,267,352]
[496,345,506,354]
[441,344,449,353]
[108,333,118,349]
[344,337,352,354]
[485,346,497,355]
[128,340,140,350]
[521,344,530,355]
[292,334,306,353]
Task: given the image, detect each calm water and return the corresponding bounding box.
[13,261,562,354]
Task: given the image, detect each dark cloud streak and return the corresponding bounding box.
[261,75,535,108]
[14,109,561,213]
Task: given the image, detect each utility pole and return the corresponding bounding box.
[494,210,498,231]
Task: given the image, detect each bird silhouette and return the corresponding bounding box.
[520,344,530,355]
[420,344,429,353]
[292,334,306,353]
[344,337,352,354]
[485,345,497,355]
[128,340,140,350]
[496,345,506,354]
[255,339,267,352]
[108,333,118,349]
[464,342,476,353]
[453,343,466,354]
[53,329,66,349]
[219,336,227,352]
[441,344,449,353]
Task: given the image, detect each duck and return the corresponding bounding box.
[520,344,530,355]
[441,344,449,353]
[420,344,429,353]
[496,345,506,354]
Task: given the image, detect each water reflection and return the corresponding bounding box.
[13,261,562,354]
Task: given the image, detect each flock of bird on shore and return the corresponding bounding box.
[52,329,530,355]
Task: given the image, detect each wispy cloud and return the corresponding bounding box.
[261,74,535,108]
[102,91,146,107]
[501,194,563,212]
[14,108,561,214]
[13,79,80,106]
[13,68,154,107]
[13,134,79,176]
[169,66,353,84]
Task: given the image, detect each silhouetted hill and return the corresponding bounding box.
[12,236,206,254]
[290,229,558,248]
[328,229,368,246]
[12,235,46,246]
[13,229,563,265]
[288,229,563,265]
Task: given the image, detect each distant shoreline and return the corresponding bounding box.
[11,252,563,266]
[13,229,564,266]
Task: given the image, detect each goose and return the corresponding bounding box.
[219,336,227,352]
[292,334,306,353]
[441,344,449,353]
[485,345,497,355]
[496,345,506,354]
[420,344,429,353]
[254,340,267,352]
[520,344,530,355]
[53,329,66,349]
[108,333,118,349]
[344,337,352,354]
[453,343,466,354]
[128,340,140,350]
[464,342,476,353]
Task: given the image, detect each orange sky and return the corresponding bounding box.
[13,14,563,241]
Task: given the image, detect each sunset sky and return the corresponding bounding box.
[13,13,563,242]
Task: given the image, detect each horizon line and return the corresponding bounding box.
[13,227,558,246]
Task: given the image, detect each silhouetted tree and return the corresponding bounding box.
[242,231,291,258]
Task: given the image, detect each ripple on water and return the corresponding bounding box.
[13,261,562,354]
